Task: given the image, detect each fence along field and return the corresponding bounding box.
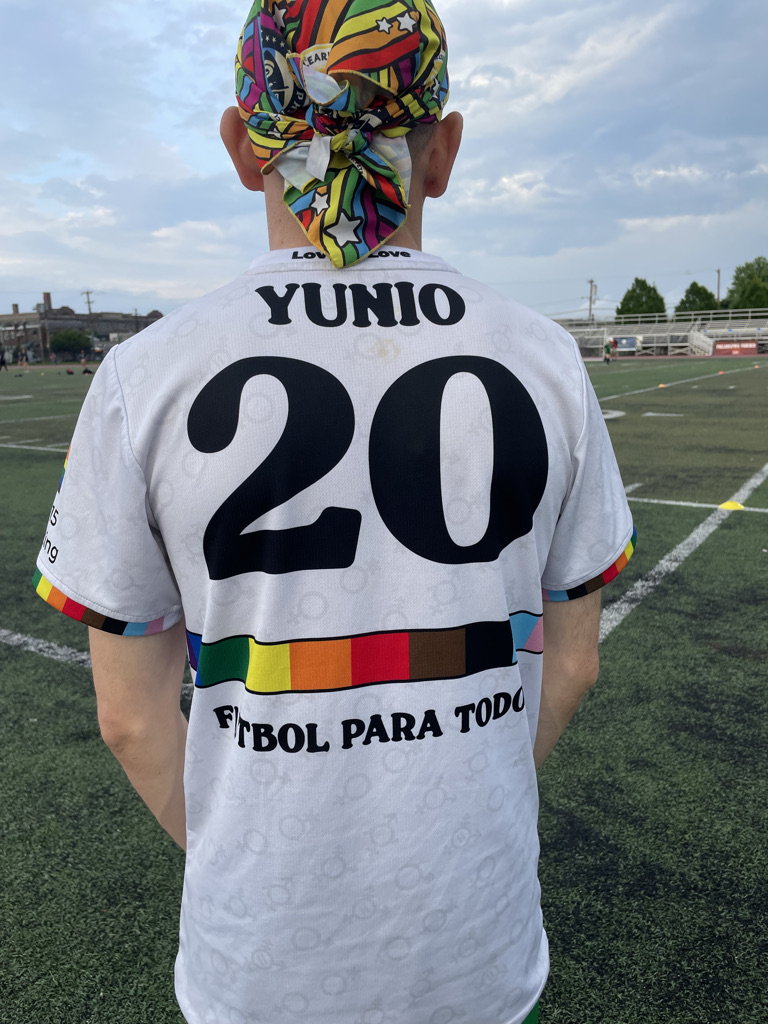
[1,357,767,1023]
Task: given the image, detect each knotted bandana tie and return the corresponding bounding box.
[236,0,449,267]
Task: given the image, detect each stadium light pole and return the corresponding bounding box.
[587,279,597,322]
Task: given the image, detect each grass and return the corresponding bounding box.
[1,647,185,1024]
[538,505,768,1022]
[1,358,766,1023]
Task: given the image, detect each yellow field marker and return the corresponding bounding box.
[718,500,745,510]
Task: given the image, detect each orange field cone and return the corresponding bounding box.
[658,383,666,388]
[718,370,724,375]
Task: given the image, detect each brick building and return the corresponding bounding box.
[0,293,163,361]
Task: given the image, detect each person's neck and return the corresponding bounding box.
[263,177,423,253]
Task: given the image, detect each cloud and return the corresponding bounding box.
[632,165,709,187]
[0,0,766,321]
[425,199,768,317]
[446,2,677,136]
[0,170,268,312]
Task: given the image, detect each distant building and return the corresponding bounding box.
[0,292,162,360]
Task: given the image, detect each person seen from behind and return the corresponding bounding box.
[35,2,636,1022]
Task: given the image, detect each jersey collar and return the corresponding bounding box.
[249,247,455,273]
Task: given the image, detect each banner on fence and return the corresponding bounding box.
[713,340,758,355]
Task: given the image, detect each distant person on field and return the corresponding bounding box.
[604,339,613,364]
[34,2,636,1022]
[0,349,7,371]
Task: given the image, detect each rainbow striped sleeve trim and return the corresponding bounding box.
[33,568,171,636]
[186,619,518,696]
[542,527,637,603]
[57,446,70,494]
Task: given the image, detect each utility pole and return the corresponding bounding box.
[81,289,95,349]
[716,269,721,304]
[587,279,597,321]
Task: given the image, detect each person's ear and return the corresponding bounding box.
[423,111,463,199]
[220,106,265,192]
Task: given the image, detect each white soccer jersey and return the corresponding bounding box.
[35,248,635,1024]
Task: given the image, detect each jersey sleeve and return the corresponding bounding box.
[541,354,636,602]
[33,349,183,634]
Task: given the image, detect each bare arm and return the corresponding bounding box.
[89,619,189,849]
[533,590,601,769]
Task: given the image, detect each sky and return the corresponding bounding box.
[1,0,767,321]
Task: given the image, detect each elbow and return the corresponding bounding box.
[587,656,600,691]
[97,704,145,755]
[97,698,181,758]
[563,649,600,694]
[581,650,600,691]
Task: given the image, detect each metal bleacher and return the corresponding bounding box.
[556,308,768,358]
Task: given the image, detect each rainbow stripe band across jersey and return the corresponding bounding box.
[509,610,543,656]
[33,569,171,636]
[542,527,637,602]
[187,619,517,695]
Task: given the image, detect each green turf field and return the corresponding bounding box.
[1,358,766,1023]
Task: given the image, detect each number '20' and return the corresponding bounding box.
[187,356,548,580]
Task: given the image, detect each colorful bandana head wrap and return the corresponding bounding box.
[236,0,449,267]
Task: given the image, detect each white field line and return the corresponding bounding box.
[600,460,768,642]
[0,628,91,667]
[0,413,78,423]
[629,497,768,513]
[0,627,195,704]
[599,365,757,403]
[624,483,643,494]
[0,442,69,453]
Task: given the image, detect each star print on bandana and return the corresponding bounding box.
[326,211,362,248]
[235,0,449,266]
[311,191,329,214]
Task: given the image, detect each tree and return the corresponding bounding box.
[615,278,667,322]
[675,281,717,316]
[735,276,768,309]
[50,329,92,358]
[726,256,768,310]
